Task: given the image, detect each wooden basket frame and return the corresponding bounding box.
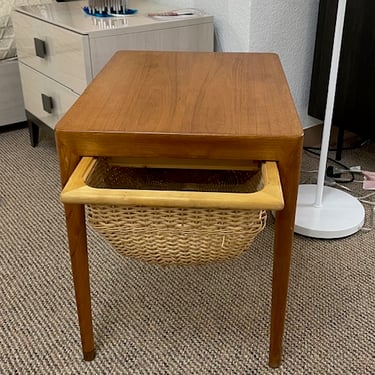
[61,157,284,211]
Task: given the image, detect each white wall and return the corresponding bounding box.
[248,1,320,128]
[152,0,321,129]
[152,0,251,51]
[190,0,251,52]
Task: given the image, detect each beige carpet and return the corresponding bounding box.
[0,126,374,374]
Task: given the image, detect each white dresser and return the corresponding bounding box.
[13,0,214,145]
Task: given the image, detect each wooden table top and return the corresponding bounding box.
[56,51,302,139]
[56,51,303,162]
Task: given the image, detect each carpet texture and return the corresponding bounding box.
[0,127,374,374]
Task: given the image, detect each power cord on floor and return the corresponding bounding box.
[303,138,371,184]
[358,192,375,232]
[303,147,355,183]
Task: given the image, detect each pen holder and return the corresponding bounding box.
[86,0,132,16]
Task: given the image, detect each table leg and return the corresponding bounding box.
[268,211,294,367]
[64,203,95,361]
[268,150,302,368]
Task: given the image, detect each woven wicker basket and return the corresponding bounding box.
[61,157,284,265]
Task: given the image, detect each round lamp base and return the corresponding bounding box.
[295,184,365,239]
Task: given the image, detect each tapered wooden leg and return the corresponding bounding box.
[64,203,95,361]
[268,209,294,368]
[268,147,302,368]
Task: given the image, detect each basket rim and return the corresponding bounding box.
[60,157,284,210]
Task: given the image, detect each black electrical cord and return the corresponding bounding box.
[303,147,354,183]
[303,137,371,183]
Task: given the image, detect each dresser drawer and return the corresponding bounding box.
[19,63,79,130]
[13,11,91,94]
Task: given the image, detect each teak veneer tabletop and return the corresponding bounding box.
[55,51,303,368]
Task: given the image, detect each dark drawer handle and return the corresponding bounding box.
[34,38,47,58]
[41,94,53,114]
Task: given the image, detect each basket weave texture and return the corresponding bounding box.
[86,159,267,266]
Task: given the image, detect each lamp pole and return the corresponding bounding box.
[314,0,347,207]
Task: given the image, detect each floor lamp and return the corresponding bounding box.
[294,0,365,238]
